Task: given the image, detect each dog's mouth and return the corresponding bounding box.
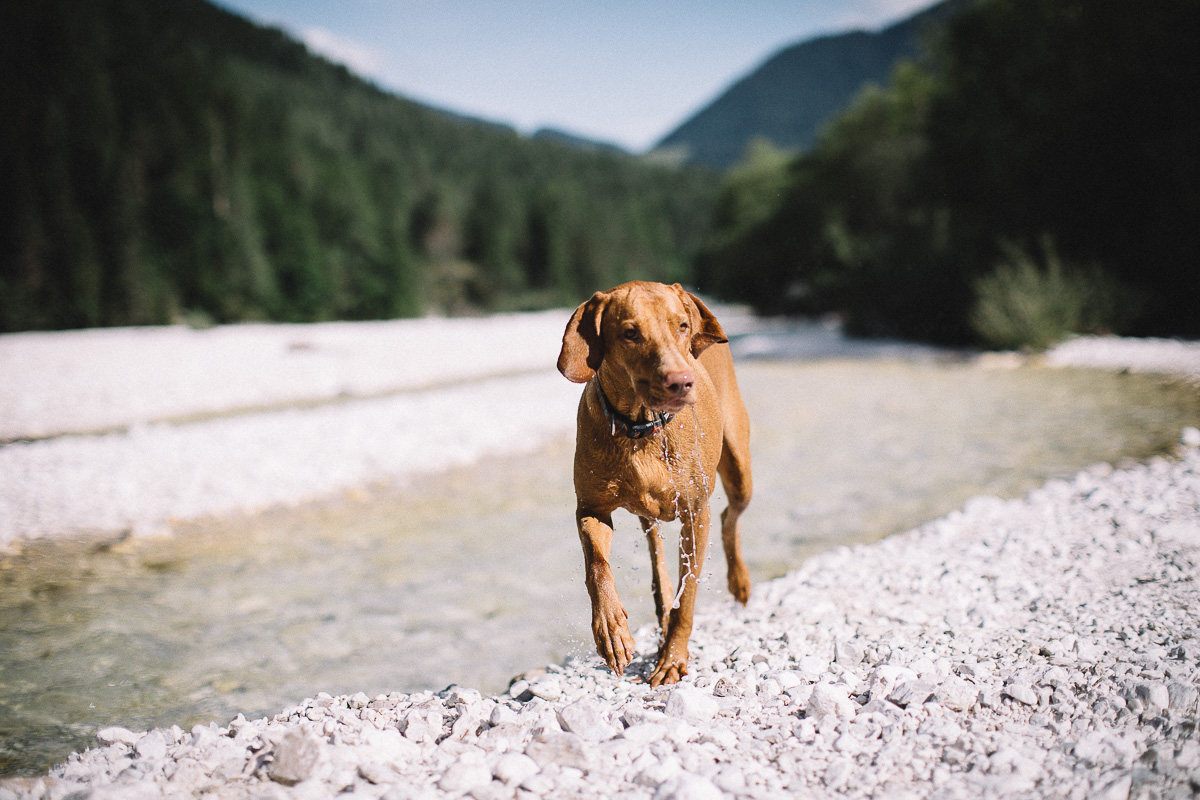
[640,387,696,415]
[655,396,694,414]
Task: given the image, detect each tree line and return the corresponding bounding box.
[0,0,718,331]
[697,0,1199,346]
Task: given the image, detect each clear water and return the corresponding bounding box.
[2,360,1198,775]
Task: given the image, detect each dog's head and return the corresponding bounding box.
[557,281,728,414]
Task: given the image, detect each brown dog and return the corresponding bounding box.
[557,281,753,686]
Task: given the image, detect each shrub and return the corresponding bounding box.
[970,237,1138,351]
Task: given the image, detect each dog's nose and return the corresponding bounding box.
[663,370,694,396]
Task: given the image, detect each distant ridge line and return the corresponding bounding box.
[653,0,964,169]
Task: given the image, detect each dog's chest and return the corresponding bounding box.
[605,437,716,521]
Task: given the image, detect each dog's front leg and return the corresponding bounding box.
[577,509,636,676]
[649,502,710,687]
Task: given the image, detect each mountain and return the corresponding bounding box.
[654,0,965,169]
[0,0,718,331]
[531,128,629,156]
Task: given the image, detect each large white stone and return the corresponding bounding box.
[493,753,540,786]
[437,761,491,794]
[96,727,141,747]
[556,698,619,742]
[808,683,855,721]
[654,773,724,800]
[268,729,324,786]
[664,685,719,724]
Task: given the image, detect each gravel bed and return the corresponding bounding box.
[0,314,575,547]
[0,371,579,544]
[1045,337,1200,383]
[0,313,567,442]
[4,441,1198,799]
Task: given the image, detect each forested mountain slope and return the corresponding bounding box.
[655,0,963,169]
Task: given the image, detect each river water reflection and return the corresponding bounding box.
[2,359,1198,774]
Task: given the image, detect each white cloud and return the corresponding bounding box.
[300,26,383,77]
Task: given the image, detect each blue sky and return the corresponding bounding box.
[211,0,936,152]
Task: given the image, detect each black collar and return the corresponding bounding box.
[595,380,674,440]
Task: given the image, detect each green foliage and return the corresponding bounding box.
[695,139,793,300]
[698,61,963,337]
[713,140,793,236]
[697,0,1200,343]
[800,63,963,339]
[970,238,1138,351]
[924,0,1200,338]
[0,0,718,331]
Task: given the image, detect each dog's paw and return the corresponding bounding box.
[592,604,636,676]
[648,644,689,687]
[728,565,752,606]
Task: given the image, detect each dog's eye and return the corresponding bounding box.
[622,328,641,343]
[679,321,690,334]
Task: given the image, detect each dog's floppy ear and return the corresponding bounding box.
[558,291,609,383]
[675,284,728,358]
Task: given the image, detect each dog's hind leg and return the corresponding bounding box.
[717,436,753,605]
[649,502,711,686]
[641,517,672,635]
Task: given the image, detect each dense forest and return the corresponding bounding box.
[0,0,718,331]
[698,0,1200,345]
[5,0,1196,347]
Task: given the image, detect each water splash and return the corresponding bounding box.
[665,407,716,611]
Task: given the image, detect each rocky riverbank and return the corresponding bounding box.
[0,314,578,546]
[4,436,1198,799]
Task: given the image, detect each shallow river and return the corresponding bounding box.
[2,358,1198,774]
